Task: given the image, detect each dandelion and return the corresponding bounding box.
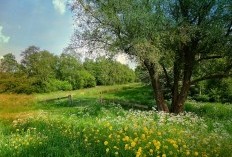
[104,141,108,145]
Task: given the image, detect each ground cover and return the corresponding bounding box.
[0,84,231,157]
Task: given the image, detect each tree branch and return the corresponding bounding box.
[196,55,223,62]
[161,64,172,89]
[191,73,232,84]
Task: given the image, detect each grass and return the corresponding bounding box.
[0,83,231,157]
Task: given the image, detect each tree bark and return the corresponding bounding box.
[144,60,169,112]
[171,45,195,113]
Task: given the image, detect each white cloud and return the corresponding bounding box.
[0,26,10,44]
[52,0,66,15]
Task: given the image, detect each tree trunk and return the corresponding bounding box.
[144,60,169,112]
[171,45,195,113]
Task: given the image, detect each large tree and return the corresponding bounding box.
[70,0,232,113]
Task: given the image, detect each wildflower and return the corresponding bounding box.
[149,149,153,154]
[141,134,146,139]
[125,144,129,150]
[123,136,129,141]
[104,141,108,145]
[186,150,190,156]
[194,151,199,156]
[173,143,178,149]
[115,151,119,155]
[157,132,162,136]
[109,126,113,130]
[131,141,136,147]
[153,140,161,150]
[162,154,166,157]
[136,147,142,157]
[106,148,109,153]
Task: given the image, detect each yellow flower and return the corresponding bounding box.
[109,126,113,130]
[113,146,118,149]
[153,140,161,150]
[106,148,109,153]
[141,134,146,140]
[104,141,108,145]
[131,141,136,147]
[123,136,129,141]
[157,132,162,136]
[136,147,142,157]
[162,154,166,157]
[173,143,178,149]
[125,144,129,150]
[186,150,190,156]
[115,151,119,155]
[194,152,199,156]
[149,149,153,154]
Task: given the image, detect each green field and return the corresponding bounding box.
[0,83,231,157]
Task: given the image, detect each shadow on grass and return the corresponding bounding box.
[37,85,156,111]
[105,85,155,107]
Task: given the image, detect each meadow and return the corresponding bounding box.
[0,83,231,157]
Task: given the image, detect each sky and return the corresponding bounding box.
[0,0,73,60]
[0,0,136,68]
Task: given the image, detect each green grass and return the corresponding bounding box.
[0,83,231,157]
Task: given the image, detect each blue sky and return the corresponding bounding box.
[0,0,73,60]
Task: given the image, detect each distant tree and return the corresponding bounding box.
[21,49,58,81]
[84,57,135,85]
[71,0,232,113]
[0,53,19,73]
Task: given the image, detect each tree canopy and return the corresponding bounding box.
[70,0,232,113]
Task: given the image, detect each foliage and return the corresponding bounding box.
[0,53,19,73]
[190,78,232,103]
[70,0,232,113]
[84,58,135,85]
[0,46,136,93]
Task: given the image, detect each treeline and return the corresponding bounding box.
[0,46,135,94]
[135,66,232,103]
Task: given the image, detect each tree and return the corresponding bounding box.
[70,0,232,113]
[72,0,232,113]
[83,57,135,85]
[0,53,19,73]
